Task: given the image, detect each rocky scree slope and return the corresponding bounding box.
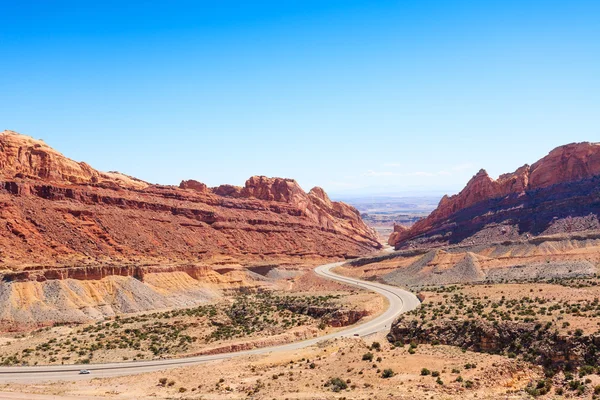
[389,142,600,249]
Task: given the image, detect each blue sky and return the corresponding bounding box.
[1,0,598,196]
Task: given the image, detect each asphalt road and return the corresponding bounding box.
[0,261,420,384]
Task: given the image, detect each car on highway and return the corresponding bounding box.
[79,369,91,375]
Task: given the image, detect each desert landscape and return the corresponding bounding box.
[2,135,600,399]
[2,1,599,398]
[339,196,439,240]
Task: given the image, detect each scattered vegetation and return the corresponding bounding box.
[0,292,346,366]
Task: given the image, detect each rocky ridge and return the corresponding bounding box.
[0,130,379,270]
[389,142,600,249]
[0,130,380,328]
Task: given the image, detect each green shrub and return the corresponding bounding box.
[326,377,348,392]
[382,369,395,378]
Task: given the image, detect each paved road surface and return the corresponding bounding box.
[0,261,420,384]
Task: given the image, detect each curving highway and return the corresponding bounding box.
[0,261,420,384]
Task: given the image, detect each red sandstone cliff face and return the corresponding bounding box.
[0,131,148,189]
[389,142,600,248]
[0,130,380,271]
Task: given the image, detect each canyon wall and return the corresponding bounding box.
[389,142,600,249]
[0,130,380,270]
[0,130,380,329]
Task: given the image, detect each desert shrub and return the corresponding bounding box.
[382,369,395,378]
[325,377,348,392]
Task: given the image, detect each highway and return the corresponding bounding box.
[0,261,420,384]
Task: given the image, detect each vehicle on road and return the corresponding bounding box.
[79,370,90,375]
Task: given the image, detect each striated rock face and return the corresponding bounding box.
[529,142,600,189]
[0,130,380,271]
[389,142,600,249]
[0,130,381,329]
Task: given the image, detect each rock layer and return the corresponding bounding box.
[389,142,600,248]
[0,130,380,329]
[0,130,380,270]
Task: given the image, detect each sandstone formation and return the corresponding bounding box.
[0,130,380,329]
[389,142,600,249]
[179,179,208,193]
[0,130,148,190]
[0,130,379,269]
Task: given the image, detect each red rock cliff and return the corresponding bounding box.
[0,131,148,189]
[0,130,380,270]
[389,142,600,248]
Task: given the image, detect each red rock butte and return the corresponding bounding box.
[0,130,381,270]
[389,142,600,249]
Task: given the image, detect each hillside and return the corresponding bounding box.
[0,130,380,329]
[389,142,600,249]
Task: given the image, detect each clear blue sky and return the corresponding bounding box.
[1,0,598,196]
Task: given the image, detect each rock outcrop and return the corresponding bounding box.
[0,131,148,189]
[179,179,208,193]
[0,130,380,329]
[0,130,380,270]
[389,142,600,249]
